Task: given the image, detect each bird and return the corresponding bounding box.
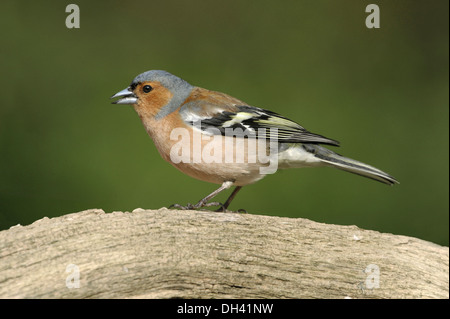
[111,70,398,212]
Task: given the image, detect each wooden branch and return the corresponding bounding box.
[0,208,448,299]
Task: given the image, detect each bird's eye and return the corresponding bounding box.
[143,85,153,93]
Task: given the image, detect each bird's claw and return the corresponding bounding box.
[169,201,225,211]
[216,208,247,214]
[168,203,194,210]
[169,202,247,213]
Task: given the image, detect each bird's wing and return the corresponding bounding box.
[179,88,339,146]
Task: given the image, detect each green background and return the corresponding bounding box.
[1,1,448,246]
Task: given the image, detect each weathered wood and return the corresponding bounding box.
[0,208,448,298]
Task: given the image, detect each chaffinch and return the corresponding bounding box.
[111,70,398,211]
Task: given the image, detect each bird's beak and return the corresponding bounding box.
[111,87,138,105]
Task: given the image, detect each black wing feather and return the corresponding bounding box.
[188,105,340,146]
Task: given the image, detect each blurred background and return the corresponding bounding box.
[1,1,448,246]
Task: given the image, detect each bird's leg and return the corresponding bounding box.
[169,181,233,211]
[215,186,243,212]
[192,181,233,209]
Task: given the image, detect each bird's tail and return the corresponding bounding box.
[301,144,399,185]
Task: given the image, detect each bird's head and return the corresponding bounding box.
[111,70,193,119]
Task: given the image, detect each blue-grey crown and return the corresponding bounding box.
[131,70,193,92]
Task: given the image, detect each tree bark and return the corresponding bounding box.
[0,208,448,299]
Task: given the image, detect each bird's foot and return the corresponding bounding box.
[169,201,225,211]
[169,202,247,213]
[214,206,248,214]
[168,203,195,210]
